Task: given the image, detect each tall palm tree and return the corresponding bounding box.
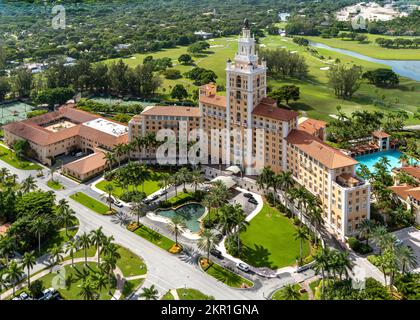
[0,167,10,183]
[294,227,309,265]
[158,173,171,201]
[22,251,36,287]
[140,284,159,300]
[313,247,331,297]
[130,194,146,225]
[48,244,64,270]
[170,173,180,197]
[396,245,416,274]
[79,233,91,265]
[190,169,204,193]
[103,152,116,172]
[92,272,109,293]
[169,216,187,246]
[56,204,76,236]
[20,175,37,193]
[198,229,218,260]
[100,254,117,296]
[113,143,126,167]
[359,219,376,246]
[133,136,145,162]
[103,184,115,211]
[233,207,249,254]
[90,227,105,265]
[278,284,301,300]
[177,167,191,191]
[79,279,97,300]
[6,260,24,297]
[67,240,78,267]
[31,217,46,256]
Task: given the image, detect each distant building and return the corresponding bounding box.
[194,31,214,39]
[114,44,131,52]
[3,105,128,181]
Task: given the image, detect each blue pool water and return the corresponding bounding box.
[158,203,205,232]
[355,150,419,172]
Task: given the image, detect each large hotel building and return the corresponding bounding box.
[129,21,371,240]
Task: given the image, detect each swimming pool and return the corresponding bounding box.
[157,203,206,233]
[355,150,418,173]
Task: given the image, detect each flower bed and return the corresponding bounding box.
[169,243,183,254]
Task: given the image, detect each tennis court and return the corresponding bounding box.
[0,101,34,124]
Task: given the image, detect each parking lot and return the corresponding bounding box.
[393,227,420,273]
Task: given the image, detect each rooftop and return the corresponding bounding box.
[141,105,201,117]
[298,118,327,136]
[252,98,298,122]
[285,129,359,169]
[372,131,390,139]
[199,94,227,108]
[400,166,420,180]
[63,151,106,175]
[390,185,420,202]
[83,118,128,137]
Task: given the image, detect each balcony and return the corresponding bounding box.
[335,173,365,188]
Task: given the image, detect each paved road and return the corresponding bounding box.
[1,161,306,300]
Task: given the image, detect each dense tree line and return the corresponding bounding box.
[259,48,308,79]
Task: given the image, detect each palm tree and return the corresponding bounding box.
[278,284,301,300]
[6,260,24,297]
[67,240,78,267]
[158,173,171,201]
[313,247,331,297]
[372,226,391,254]
[294,227,309,265]
[22,251,36,287]
[56,201,76,236]
[100,254,117,296]
[190,169,204,193]
[233,206,249,254]
[101,242,121,262]
[103,184,115,211]
[308,205,323,245]
[198,229,218,260]
[130,194,147,225]
[140,284,159,300]
[169,216,187,246]
[79,233,91,265]
[170,173,180,197]
[92,272,109,293]
[79,278,97,300]
[177,167,191,191]
[359,219,376,246]
[103,152,116,172]
[48,244,64,270]
[113,143,127,167]
[31,217,46,256]
[90,227,105,265]
[335,251,353,280]
[133,136,145,162]
[396,245,416,274]
[21,175,37,193]
[0,167,10,182]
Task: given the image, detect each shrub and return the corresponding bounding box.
[225,235,240,257]
[29,280,44,298]
[169,243,183,254]
[348,237,373,255]
[120,191,146,203]
[127,222,140,232]
[293,216,301,226]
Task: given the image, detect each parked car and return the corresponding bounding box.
[159,189,168,196]
[236,262,250,273]
[109,196,123,208]
[19,292,30,300]
[215,233,223,243]
[243,193,253,198]
[210,248,223,259]
[248,197,258,205]
[150,194,159,201]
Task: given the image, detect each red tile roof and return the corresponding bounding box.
[372,131,390,139]
[199,94,227,108]
[63,151,106,175]
[298,118,327,136]
[390,185,420,201]
[252,98,298,122]
[141,106,201,117]
[400,166,420,180]
[285,129,358,169]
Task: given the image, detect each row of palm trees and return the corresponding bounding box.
[103,133,159,170]
[257,167,324,245]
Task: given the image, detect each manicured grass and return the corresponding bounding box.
[34,226,78,258]
[0,144,41,170]
[309,279,321,298]
[103,35,420,125]
[161,291,175,300]
[306,34,420,60]
[176,288,214,300]
[271,284,309,300]
[70,192,110,215]
[132,224,175,251]
[116,246,147,277]
[34,262,115,300]
[165,191,196,206]
[239,204,310,269]
[121,278,145,300]
[96,176,161,198]
[201,259,253,288]
[69,246,97,260]
[47,179,64,190]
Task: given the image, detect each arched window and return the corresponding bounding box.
[236,76,241,88]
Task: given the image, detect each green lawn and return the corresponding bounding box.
[103,35,420,125]
[121,278,145,300]
[201,259,253,288]
[239,204,310,269]
[116,246,147,277]
[271,284,309,300]
[132,224,175,251]
[47,179,64,190]
[96,176,161,198]
[69,246,97,260]
[0,144,41,170]
[176,288,213,300]
[161,291,175,300]
[306,34,420,60]
[34,226,78,258]
[34,262,115,300]
[70,192,110,215]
